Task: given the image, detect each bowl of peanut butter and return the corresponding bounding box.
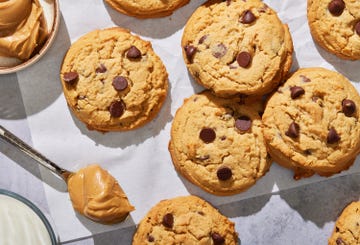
[0,0,59,74]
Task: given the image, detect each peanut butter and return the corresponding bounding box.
[67,164,135,224]
[0,0,48,61]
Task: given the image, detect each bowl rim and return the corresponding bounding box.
[0,0,60,74]
[0,188,58,244]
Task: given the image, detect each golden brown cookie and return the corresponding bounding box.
[181,0,293,97]
[329,201,360,245]
[263,67,360,179]
[60,28,168,132]
[307,0,360,60]
[169,91,270,196]
[132,195,238,245]
[105,0,189,18]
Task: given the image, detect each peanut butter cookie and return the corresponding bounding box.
[60,28,168,132]
[308,0,360,60]
[169,91,270,196]
[132,195,238,245]
[181,0,293,97]
[105,0,189,18]
[329,201,360,245]
[263,68,360,179]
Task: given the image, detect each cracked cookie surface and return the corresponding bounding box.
[307,0,360,60]
[169,91,270,196]
[181,0,293,97]
[60,28,168,132]
[263,67,360,178]
[329,201,360,245]
[105,0,189,18]
[132,195,238,245]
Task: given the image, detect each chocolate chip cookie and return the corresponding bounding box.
[169,91,270,196]
[105,0,189,18]
[181,0,293,97]
[263,67,360,179]
[60,28,168,131]
[308,0,360,60]
[132,195,238,245]
[329,201,360,245]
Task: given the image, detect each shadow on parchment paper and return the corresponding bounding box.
[313,39,360,82]
[103,0,205,38]
[70,81,173,149]
[279,172,360,228]
[0,74,27,120]
[14,14,71,117]
[72,212,136,244]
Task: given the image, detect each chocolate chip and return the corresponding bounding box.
[199,128,216,143]
[220,136,227,140]
[217,166,232,181]
[109,100,125,117]
[95,64,107,73]
[126,46,141,59]
[226,0,231,6]
[356,21,360,35]
[148,235,155,242]
[285,122,300,138]
[235,116,252,131]
[211,232,225,245]
[112,76,128,91]
[327,127,341,144]
[342,99,356,116]
[328,0,345,16]
[240,10,256,24]
[63,72,79,84]
[184,45,197,62]
[212,43,227,58]
[290,86,305,99]
[336,237,345,245]
[300,75,311,83]
[237,51,252,68]
[199,35,208,44]
[304,149,312,155]
[162,213,174,228]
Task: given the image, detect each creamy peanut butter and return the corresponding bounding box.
[0,0,48,61]
[67,164,135,224]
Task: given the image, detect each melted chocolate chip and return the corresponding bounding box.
[112,76,128,91]
[356,21,360,35]
[148,235,155,242]
[199,35,208,44]
[235,116,252,131]
[109,100,125,117]
[290,86,305,99]
[162,213,174,228]
[240,10,256,24]
[184,45,197,62]
[217,166,232,181]
[237,51,252,68]
[342,99,356,116]
[327,127,341,144]
[212,43,227,58]
[63,72,79,84]
[126,46,142,59]
[95,64,107,73]
[300,75,311,83]
[285,121,300,138]
[336,237,345,245]
[199,128,216,143]
[328,0,345,16]
[211,232,225,245]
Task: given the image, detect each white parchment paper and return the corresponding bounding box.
[15,0,360,242]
